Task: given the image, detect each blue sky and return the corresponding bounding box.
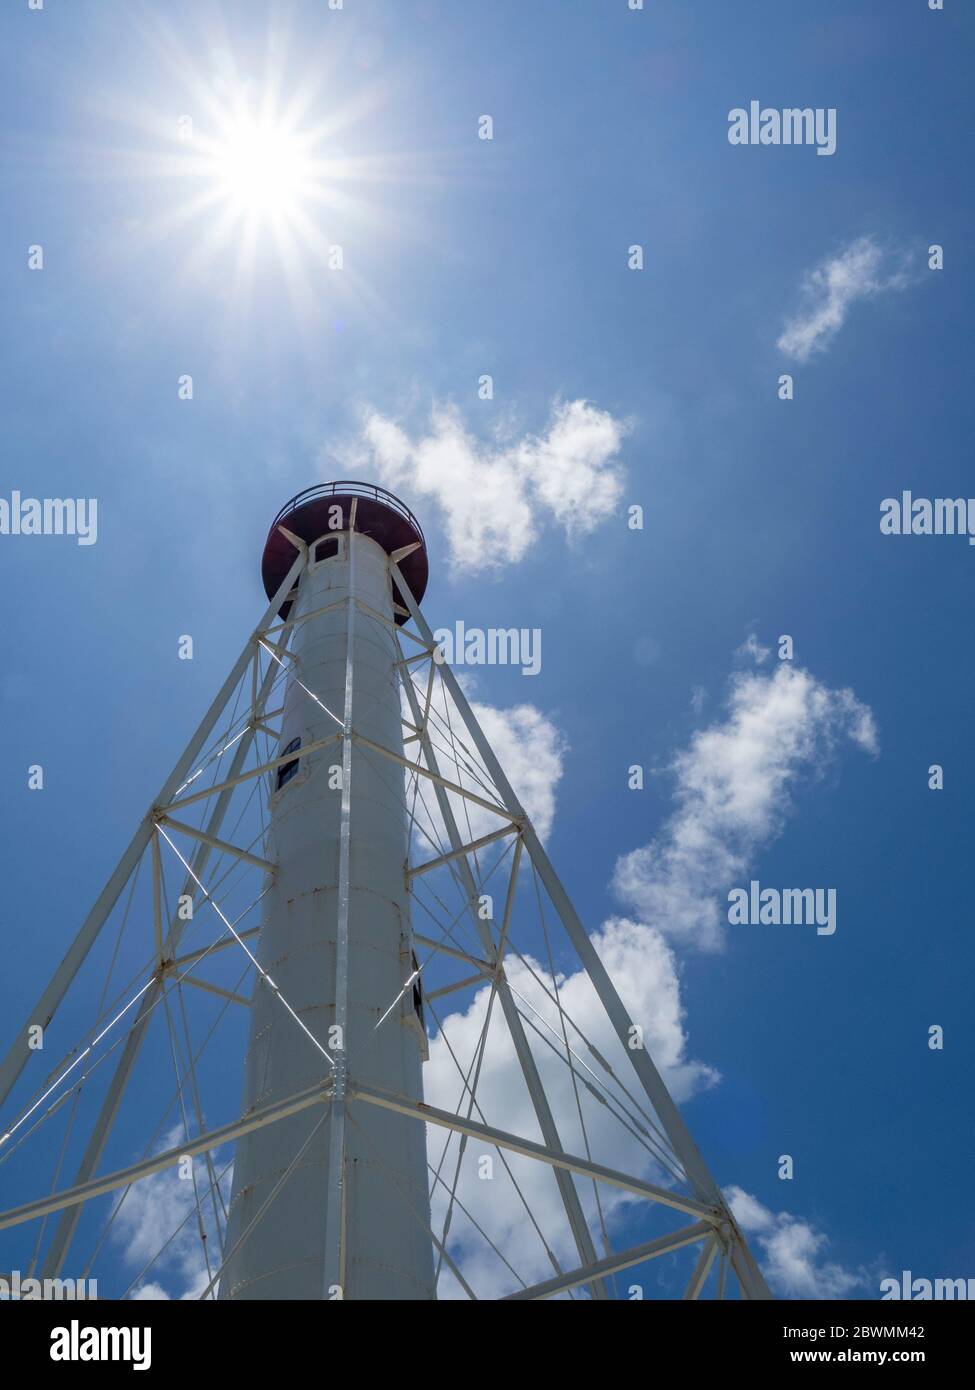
[1,0,973,1299]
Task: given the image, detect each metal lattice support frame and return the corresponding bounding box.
[0,520,772,1301]
[385,557,771,1301]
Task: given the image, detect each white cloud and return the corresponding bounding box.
[737,632,771,665]
[425,917,718,1297]
[613,661,878,951]
[466,700,564,843]
[514,399,627,540]
[403,674,566,858]
[344,398,626,573]
[113,1127,226,1301]
[129,1281,171,1301]
[727,1187,865,1298]
[777,236,911,362]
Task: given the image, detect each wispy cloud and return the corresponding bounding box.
[737,631,771,665]
[777,236,912,362]
[340,398,626,573]
[613,658,878,951]
[727,1186,867,1298]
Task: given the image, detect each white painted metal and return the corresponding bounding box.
[502,1222,714,1301]
[0,1082,330,1234]
[219,529,435,1300]
[350,1080,719,1216]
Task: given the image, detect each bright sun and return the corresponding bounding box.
[210,115,316,217]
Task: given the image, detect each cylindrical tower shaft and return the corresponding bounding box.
[220,499,435,1300]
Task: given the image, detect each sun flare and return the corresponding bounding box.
[108,21,429,323]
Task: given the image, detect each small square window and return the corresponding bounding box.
[312,535,341,564]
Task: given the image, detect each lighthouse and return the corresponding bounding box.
[219,483,436,1300]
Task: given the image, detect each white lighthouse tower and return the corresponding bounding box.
[220,484,435,1300]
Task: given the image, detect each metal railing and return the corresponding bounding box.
[270,480,424,544]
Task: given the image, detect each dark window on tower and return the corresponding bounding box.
[411,951,425,1031]
[313,535,340,563]
[276,737,301,790]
